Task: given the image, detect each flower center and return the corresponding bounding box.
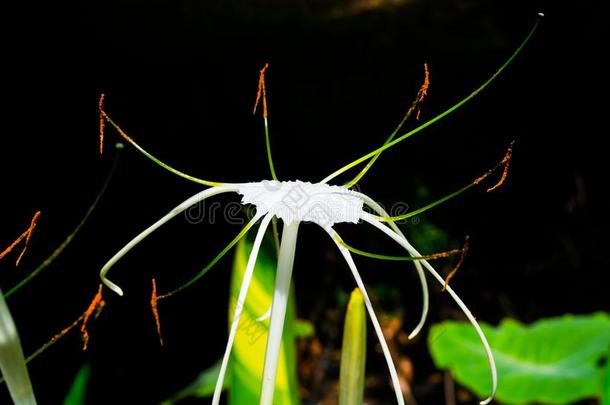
[237,180,363,226]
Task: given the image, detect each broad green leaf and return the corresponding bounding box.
[63,363,90,405]
[429,313,610,404]
[339,288,366,405]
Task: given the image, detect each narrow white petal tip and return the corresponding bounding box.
[102,280,124,296]
[407,330,418,340]
[538,12,545,17]
[256,307,272,322]
[480,397,493,405]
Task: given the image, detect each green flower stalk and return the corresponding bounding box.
[0,289,37,405]
[97,14,542,405]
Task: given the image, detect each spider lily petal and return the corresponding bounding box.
[360,212,497,405]
[0,289,37,405]
[259,220,300,405]
[353,191,429,339]
[212,213,272,405]
[326,227,406,405]
[100,184,239,296]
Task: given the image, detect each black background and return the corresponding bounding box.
[1,0,609,403]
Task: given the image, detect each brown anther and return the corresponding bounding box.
[405,63,430,121]
[80,284,106,351]
[1,211,42,266]
[253,63,269,119]
[443,235,470,291]
[151,278,164,346]
[487,141,515,192]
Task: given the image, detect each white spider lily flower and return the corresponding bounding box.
[0,289,37,405]
[99,180,495,405]
[98,15,542,405]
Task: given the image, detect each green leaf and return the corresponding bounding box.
[62,363,90,405]
[339,288,366,405]
[603,355,610,405]
[428,313,610,404]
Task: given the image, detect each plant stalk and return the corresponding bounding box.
[259,221,300,405]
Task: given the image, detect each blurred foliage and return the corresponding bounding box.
[62,363,90,405]
[429,313,610,404]
[339,288,366,405]
[163,234,309,404]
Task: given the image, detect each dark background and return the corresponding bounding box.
[1,0,609,403]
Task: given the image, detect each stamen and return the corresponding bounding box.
[80,285,105,351]
[99,97,225,187]
[378,140,516,223]
[414,63,430,121]
[442,235,469,291]
[344,63,431,188]
[6,146,121,299]
[361,212,497,405]
[335,234,462,262]
[252,63,278,181]
[150,278,163,346]
[19,285,108,367]
[322,15,542,185]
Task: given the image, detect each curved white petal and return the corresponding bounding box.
[212,213,272,405]
[100,184,239,295]
[325,227,406,405]
[353,191,429,339]
[361,212,497,405]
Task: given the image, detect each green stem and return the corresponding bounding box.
[322,15,542,184]
[6,145,121,299]
[259,221,300,405]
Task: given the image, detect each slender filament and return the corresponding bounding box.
[99,98,225,187]
[6,145,121,299]
[321,16,542,185]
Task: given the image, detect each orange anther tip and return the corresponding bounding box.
[1,211,42,266]
[80,284,105,351]
[253,63,270,118]
[443,235,469,291]
[151,278,164,346]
